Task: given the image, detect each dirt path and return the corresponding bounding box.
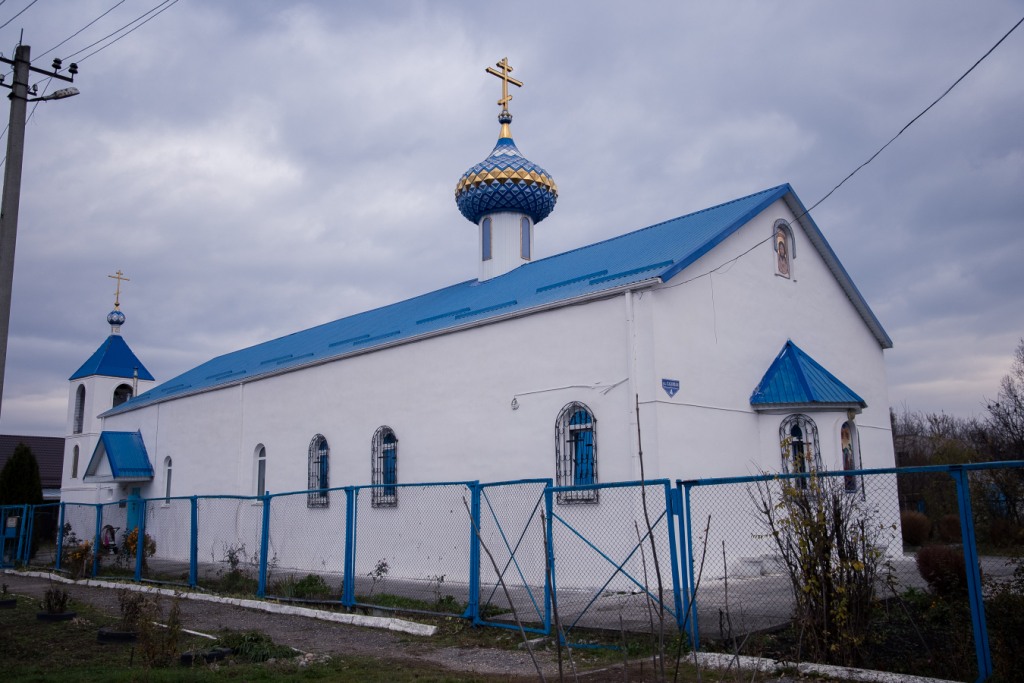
[2,571,558,678]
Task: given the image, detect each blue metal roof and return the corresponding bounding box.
[750,340,866,409]
[104,183,889,417]
[84,431,154,481]
[70,334,155,381]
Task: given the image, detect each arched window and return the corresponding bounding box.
[255,444,267,496]
[773,220,794,279]
[163,456,173,503]
[780,414,820,487]
[481,217,493,261]
[520,217,531,260]
[841,421,862,493]
[371,426,398,507]
[71,445,79,479]
[307,434,329,508]
[555,402,598,504]
[73,384,86,434]
[112,383,133,408]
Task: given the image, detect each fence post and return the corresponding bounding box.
[949,465,993,681]
[466,481,481,622]
[55,502,65,572]
[544,484,554,637]
[342,487,356,607]
[680,480,699,647]
[134,498,147,582]
[189,496,199,587]
[664,482,685,630]
[91,504,102,578]
[257,493,271,597]
[16,503,28,564]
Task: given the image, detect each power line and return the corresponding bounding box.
[35,0,127,61]
[665,13,1024,292]
[0,0,40,32]
[803,14,1024,218]
[61,0,179,64]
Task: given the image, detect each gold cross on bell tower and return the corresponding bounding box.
[485,57,523,111]
[108,270,130,309]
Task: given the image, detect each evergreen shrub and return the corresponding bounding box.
[900,510,931,546]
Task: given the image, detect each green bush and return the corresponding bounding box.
[916,544,967,596]
[900,510,931,546]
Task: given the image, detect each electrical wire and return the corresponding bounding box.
[35,0,127,61]
[663,13,1024,292]
[0,0,39,32]
[61,0,180,64]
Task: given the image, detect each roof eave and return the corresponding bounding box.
[100,277,664,417]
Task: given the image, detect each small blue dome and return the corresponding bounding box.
[455,124,557,224]
[107,309,125,327]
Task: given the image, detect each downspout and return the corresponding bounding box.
[625,289,641,480]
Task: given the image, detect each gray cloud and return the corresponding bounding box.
[1,0,1021,435]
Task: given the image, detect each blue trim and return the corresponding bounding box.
[134,498,147,582]
[55,503,66,572]
[342,487,356,607]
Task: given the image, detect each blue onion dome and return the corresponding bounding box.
[107,308,125,327]
[455,111,558,224]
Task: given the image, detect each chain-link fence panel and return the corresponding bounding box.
[93,501,129,579]
[352,482,473,616]
[59,503,99,578]
[142,497,193,585]
[476,480,550,632]
[25,503,61,569]
[195,495,264,594]
[549,480,681,643]
[264,488,346,601]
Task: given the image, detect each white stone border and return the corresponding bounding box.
[690,651,958,683]
[6,570,437,637]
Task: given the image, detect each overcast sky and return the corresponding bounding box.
[0,1,1020,436]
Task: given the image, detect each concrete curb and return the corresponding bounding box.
[691,651,957,683]
[6,569,437,637]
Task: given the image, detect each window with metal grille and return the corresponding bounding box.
[555,402,598,504]
[371,426,398,507]
[163,456,173,503]
[73,384,86,434]
[780,414,820,488]
[72,445,79,479]
[307,434,329,508]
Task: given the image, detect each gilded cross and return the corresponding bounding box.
[485,57,523,109]
[108,270,129,308]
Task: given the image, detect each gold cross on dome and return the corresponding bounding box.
[485,57,523,109]
[108,269,129,309]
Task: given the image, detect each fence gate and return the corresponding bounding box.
[474,479,551,633]
[547,480,683,645]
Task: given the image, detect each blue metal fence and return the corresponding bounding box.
[5,462,1023,681]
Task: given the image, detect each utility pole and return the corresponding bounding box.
[0,43,79,420]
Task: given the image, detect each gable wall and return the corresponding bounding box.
[644,198,895,480]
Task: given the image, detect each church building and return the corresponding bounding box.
[61,59,895,509]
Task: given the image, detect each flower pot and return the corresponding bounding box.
[37,611,76,622]
[98,626,138,643]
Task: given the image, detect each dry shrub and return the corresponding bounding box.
[900,510,931,546]
[936,514,962,542]
[916,544,967,596]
